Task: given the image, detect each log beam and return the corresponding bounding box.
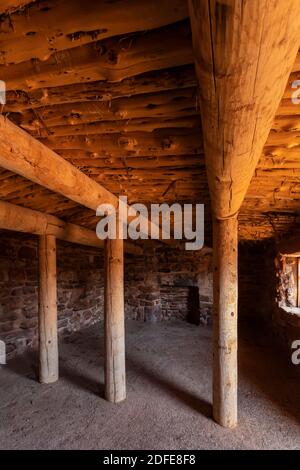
[104,220,126,403]
[0,0,35,15]
[0,22,193,91]
[0,0,188,65]
[38,234,58,384]
[16,88,197,131]
[0,199,142,255]
[0,115,166,242]
[39,129,202,159]
[4,66,196,113]
[0,115,117,210]
[29,117,198,138]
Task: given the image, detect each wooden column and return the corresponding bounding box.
[213,216,238,428]
[104,225,126,403]
[188,0,300,428]
[38,234,58,384]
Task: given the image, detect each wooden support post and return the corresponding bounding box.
[188,0,300,428]
[104,223,126,403]
[213,216,238,428]
[38,234,58,384]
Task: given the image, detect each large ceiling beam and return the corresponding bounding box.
[0,199,142,255]
[189,0,300,219]
[0,115,171,242]
[0,115,117,210]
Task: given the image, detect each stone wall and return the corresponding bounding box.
[0,232,213,358]
[238,242,276,323]
[275,255,298,308]
[125,243,213,324]
[0,231,104,358]
[273,254,300,351]
[2,230,298,361]
[3,229,298,361]
[238,242,300,354]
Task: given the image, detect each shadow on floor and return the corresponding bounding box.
[5,321,300,426]
[60,362,104,398]
[127,354,212,419]
[6,349,38,381]
[239,321,300,425]
[5,332,105,398]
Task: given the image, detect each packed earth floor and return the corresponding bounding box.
[0,320,299,450]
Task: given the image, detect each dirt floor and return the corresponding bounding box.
[0,320,299,450]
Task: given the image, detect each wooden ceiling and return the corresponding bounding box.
[0,0,299,242]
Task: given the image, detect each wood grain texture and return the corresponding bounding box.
[0,114,118,209]
[38,234,58,384]
[189,0,300,219]
[213,215,238,428]
[15,88,197,131]
[0,0,188,65]
[104,229,126,403]
[39,129,202,158]
[0,2,299,241]
[0,0,35,14]
[0,116,175,244]
[0,199,142,255]
[0,22,193,91]
[4,66,196,112]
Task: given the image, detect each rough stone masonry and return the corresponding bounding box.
[0,231,213,358]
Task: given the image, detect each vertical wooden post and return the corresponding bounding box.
[38,234,58,384]
[213,216,238,428]
[104,222,126,403]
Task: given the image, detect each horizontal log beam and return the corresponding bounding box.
[272,116,300,133]
[0,115,118,210]
[0,0,188,65]
[5,65,196,112]
[53,154,204,170]
[0,199,141,255]
[15,88,197,131]
[39,129,202,158]
[29,117,198,138]
[276,99,300,116]
[0,22,193,91]
[0,0,35,14]
[0,116,172,244]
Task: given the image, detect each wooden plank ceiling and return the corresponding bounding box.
[0,0,299,242]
